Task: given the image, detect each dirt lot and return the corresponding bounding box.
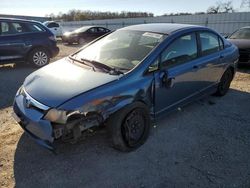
[0,43,250,188]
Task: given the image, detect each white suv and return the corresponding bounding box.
[43,21,63,38]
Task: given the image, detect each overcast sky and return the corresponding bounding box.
[0,0,245,17]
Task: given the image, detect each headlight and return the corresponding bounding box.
[16,86,24,96]
[44,109,67,124]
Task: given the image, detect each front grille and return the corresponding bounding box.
[22,89,50,111]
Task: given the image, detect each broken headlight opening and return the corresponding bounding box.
[45,109,104,142]
[44,109,68,124]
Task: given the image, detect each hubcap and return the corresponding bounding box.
[122,109,145,147]
[33,51,48,66]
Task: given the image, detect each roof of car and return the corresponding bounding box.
[0,17,40,23]
[119,23,205,34]
[241,26,250,29]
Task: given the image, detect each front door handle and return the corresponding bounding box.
[193,65,199,69]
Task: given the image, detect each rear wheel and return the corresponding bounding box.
[214,69,233,96]
[28,48,50,67]
[108,102,151,152]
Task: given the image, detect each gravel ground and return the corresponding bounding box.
[0,43,250,188]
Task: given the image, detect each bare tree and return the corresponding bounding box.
[207,1,234,14]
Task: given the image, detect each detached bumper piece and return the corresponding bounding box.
[13,94,55,151]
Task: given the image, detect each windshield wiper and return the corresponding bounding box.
[81,58,124,75]
[69,56,96,71]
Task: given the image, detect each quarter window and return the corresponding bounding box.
[161,33,198,67]
[200,32,220,56]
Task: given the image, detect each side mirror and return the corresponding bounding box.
[224,35,228,39]
[159,71,175,88]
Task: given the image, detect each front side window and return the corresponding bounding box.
[0,22,10,35]
[0,22,24,35]
[200,32,220,56]
[161,33,198,67]
[74,30,166,71]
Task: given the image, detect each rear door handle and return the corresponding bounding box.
[220,55,224,59]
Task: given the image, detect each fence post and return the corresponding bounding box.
[205,17,208,27]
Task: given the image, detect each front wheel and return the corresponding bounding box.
[108,102,151,152]
[214,69,233,96]
[28,48,50,67]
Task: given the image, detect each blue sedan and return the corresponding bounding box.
[13,23,239,151]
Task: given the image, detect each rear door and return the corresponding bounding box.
[0,21,26,61]
[197,31,225,91]
[154,32,214,116]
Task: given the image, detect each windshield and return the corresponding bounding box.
[74,30,165,71]
[229,28,250,39]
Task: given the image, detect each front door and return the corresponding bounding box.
[0,21,26,61]
[154,32,214,117]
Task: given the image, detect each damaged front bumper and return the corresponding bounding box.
[13,94,55,151]
[13,91,104,151]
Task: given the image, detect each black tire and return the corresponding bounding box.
[28,48,50,68]
[107,102,151,152]
[214,69,233,96]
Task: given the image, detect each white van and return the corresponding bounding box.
[43,21,63,38]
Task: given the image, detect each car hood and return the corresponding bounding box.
[23,58,120,108]
[228,39,250,49]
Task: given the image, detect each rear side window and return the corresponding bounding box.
[26,23,45,32]
[200,32,220,56]
[47,22,59,28]
[161,33,198,67]
[98,27,105,32]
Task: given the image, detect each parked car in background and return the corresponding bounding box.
[43,21,63,38]
[13,23,238,151]
[62,26,110,45]
[227,26,250,64]
[0,18,59,67]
